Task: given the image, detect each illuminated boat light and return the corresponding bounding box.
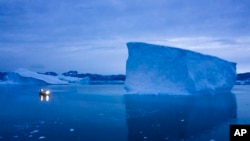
[39,89,51,102]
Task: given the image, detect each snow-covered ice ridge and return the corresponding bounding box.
[2,68,68,85]
[125,42,237,95]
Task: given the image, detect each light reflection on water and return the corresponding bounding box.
[0,85,241,141]
[0,85,127,141]
[124,93,237,141]
[40,95,50,102]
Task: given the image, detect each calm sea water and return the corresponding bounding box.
[0,85,249,141]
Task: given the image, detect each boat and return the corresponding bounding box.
[39,89,50,101]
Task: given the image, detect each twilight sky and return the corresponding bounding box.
[0,0,250,74]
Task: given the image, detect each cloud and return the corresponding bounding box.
[0,0,250,73]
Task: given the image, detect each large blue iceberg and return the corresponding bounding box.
[125,42,236,95]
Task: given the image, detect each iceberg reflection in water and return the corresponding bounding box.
[124,93,237,141]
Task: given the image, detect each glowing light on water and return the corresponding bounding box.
[40,96,44,101]
[46,95,49,101]
[39,89,50,102]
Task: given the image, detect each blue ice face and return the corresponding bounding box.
[125,42,236,95]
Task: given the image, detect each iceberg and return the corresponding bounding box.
[57,75,89,84]
[3,68,68,85]
[125,42,236,95]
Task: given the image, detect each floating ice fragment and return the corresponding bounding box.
[164,137,169,140]
[38,136,46,140]
[143,136,147,139]
[70,128,74,132]
[30,130,39,134]
[180,119,184,122]
[210,139,216,141]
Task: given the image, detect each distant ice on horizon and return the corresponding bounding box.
[1,68,68,85]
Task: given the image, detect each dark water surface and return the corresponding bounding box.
[0,85,249,141]
[0,85,126,141]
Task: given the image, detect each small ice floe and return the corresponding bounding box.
[69,128,74,132]
[40,121,45,124]
[210,139,216,141]
[30,130,39,134]
[143,136,147,139]
[13,135,18,138]
[38,136,46,140]
[180,119,185,122]
[28,135,33,138]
